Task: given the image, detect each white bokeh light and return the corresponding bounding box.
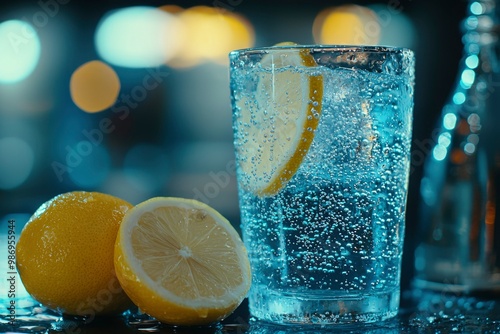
[0,20,41,83]
[443,113,457,130]
[95,6,182,68]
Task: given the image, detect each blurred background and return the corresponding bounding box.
[0,0,468,290]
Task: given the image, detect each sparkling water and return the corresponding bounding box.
[230,47,414,324]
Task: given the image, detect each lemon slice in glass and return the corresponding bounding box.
[235,42,323,196]
[114,197,251,326]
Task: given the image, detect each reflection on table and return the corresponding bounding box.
[1,214,499,333]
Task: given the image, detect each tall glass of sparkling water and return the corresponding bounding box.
[229,45,415,325]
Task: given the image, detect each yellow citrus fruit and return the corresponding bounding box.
[114,197,251,326]
[235,41,323,196]
[16,191,134,316]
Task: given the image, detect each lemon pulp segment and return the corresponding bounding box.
[235,45,323,196]
[114,197,251,325]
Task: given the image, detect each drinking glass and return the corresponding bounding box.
[229,45,415,325]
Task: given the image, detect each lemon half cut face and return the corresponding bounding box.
[234,42,324,197]
[114,197,251,326]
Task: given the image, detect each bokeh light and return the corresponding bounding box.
[0,20,41,83]
[432,144,448,161]
[464,142,476,155]
[461,68,475,88]
[167,6,255,67]
[466,55,479,69]
[95,6,182,68]
[0,137,35,189]
[438,132,452,147]
[451,148,468,164]
[470,1,484,15]
[158,4,184,14]
[443,113,457,130]
[70,60,120,113]
[313,5,380,45]
[313,4,415,48]
[94,5,254,68]
[453,92,466,105]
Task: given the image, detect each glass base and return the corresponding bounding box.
[248,287,400,325]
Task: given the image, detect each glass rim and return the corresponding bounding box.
[229,44,414,57]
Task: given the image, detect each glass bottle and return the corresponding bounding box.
[414,0,500,293]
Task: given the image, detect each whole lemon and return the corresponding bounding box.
[16,191,134,317]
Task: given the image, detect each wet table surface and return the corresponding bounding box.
[1,214,500,333]
[1,290,500,334]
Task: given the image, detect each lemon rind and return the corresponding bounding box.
[116,197,251,310]
[238,46,323,197]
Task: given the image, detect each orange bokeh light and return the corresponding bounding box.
[313,5,380,45]
[70,60,120,113]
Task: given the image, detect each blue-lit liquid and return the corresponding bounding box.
[232,64,413,324]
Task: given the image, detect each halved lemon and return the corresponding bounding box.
[114,197,251,326]
[235,42,323,196]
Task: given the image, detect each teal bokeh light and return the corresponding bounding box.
[0,20,41,84]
